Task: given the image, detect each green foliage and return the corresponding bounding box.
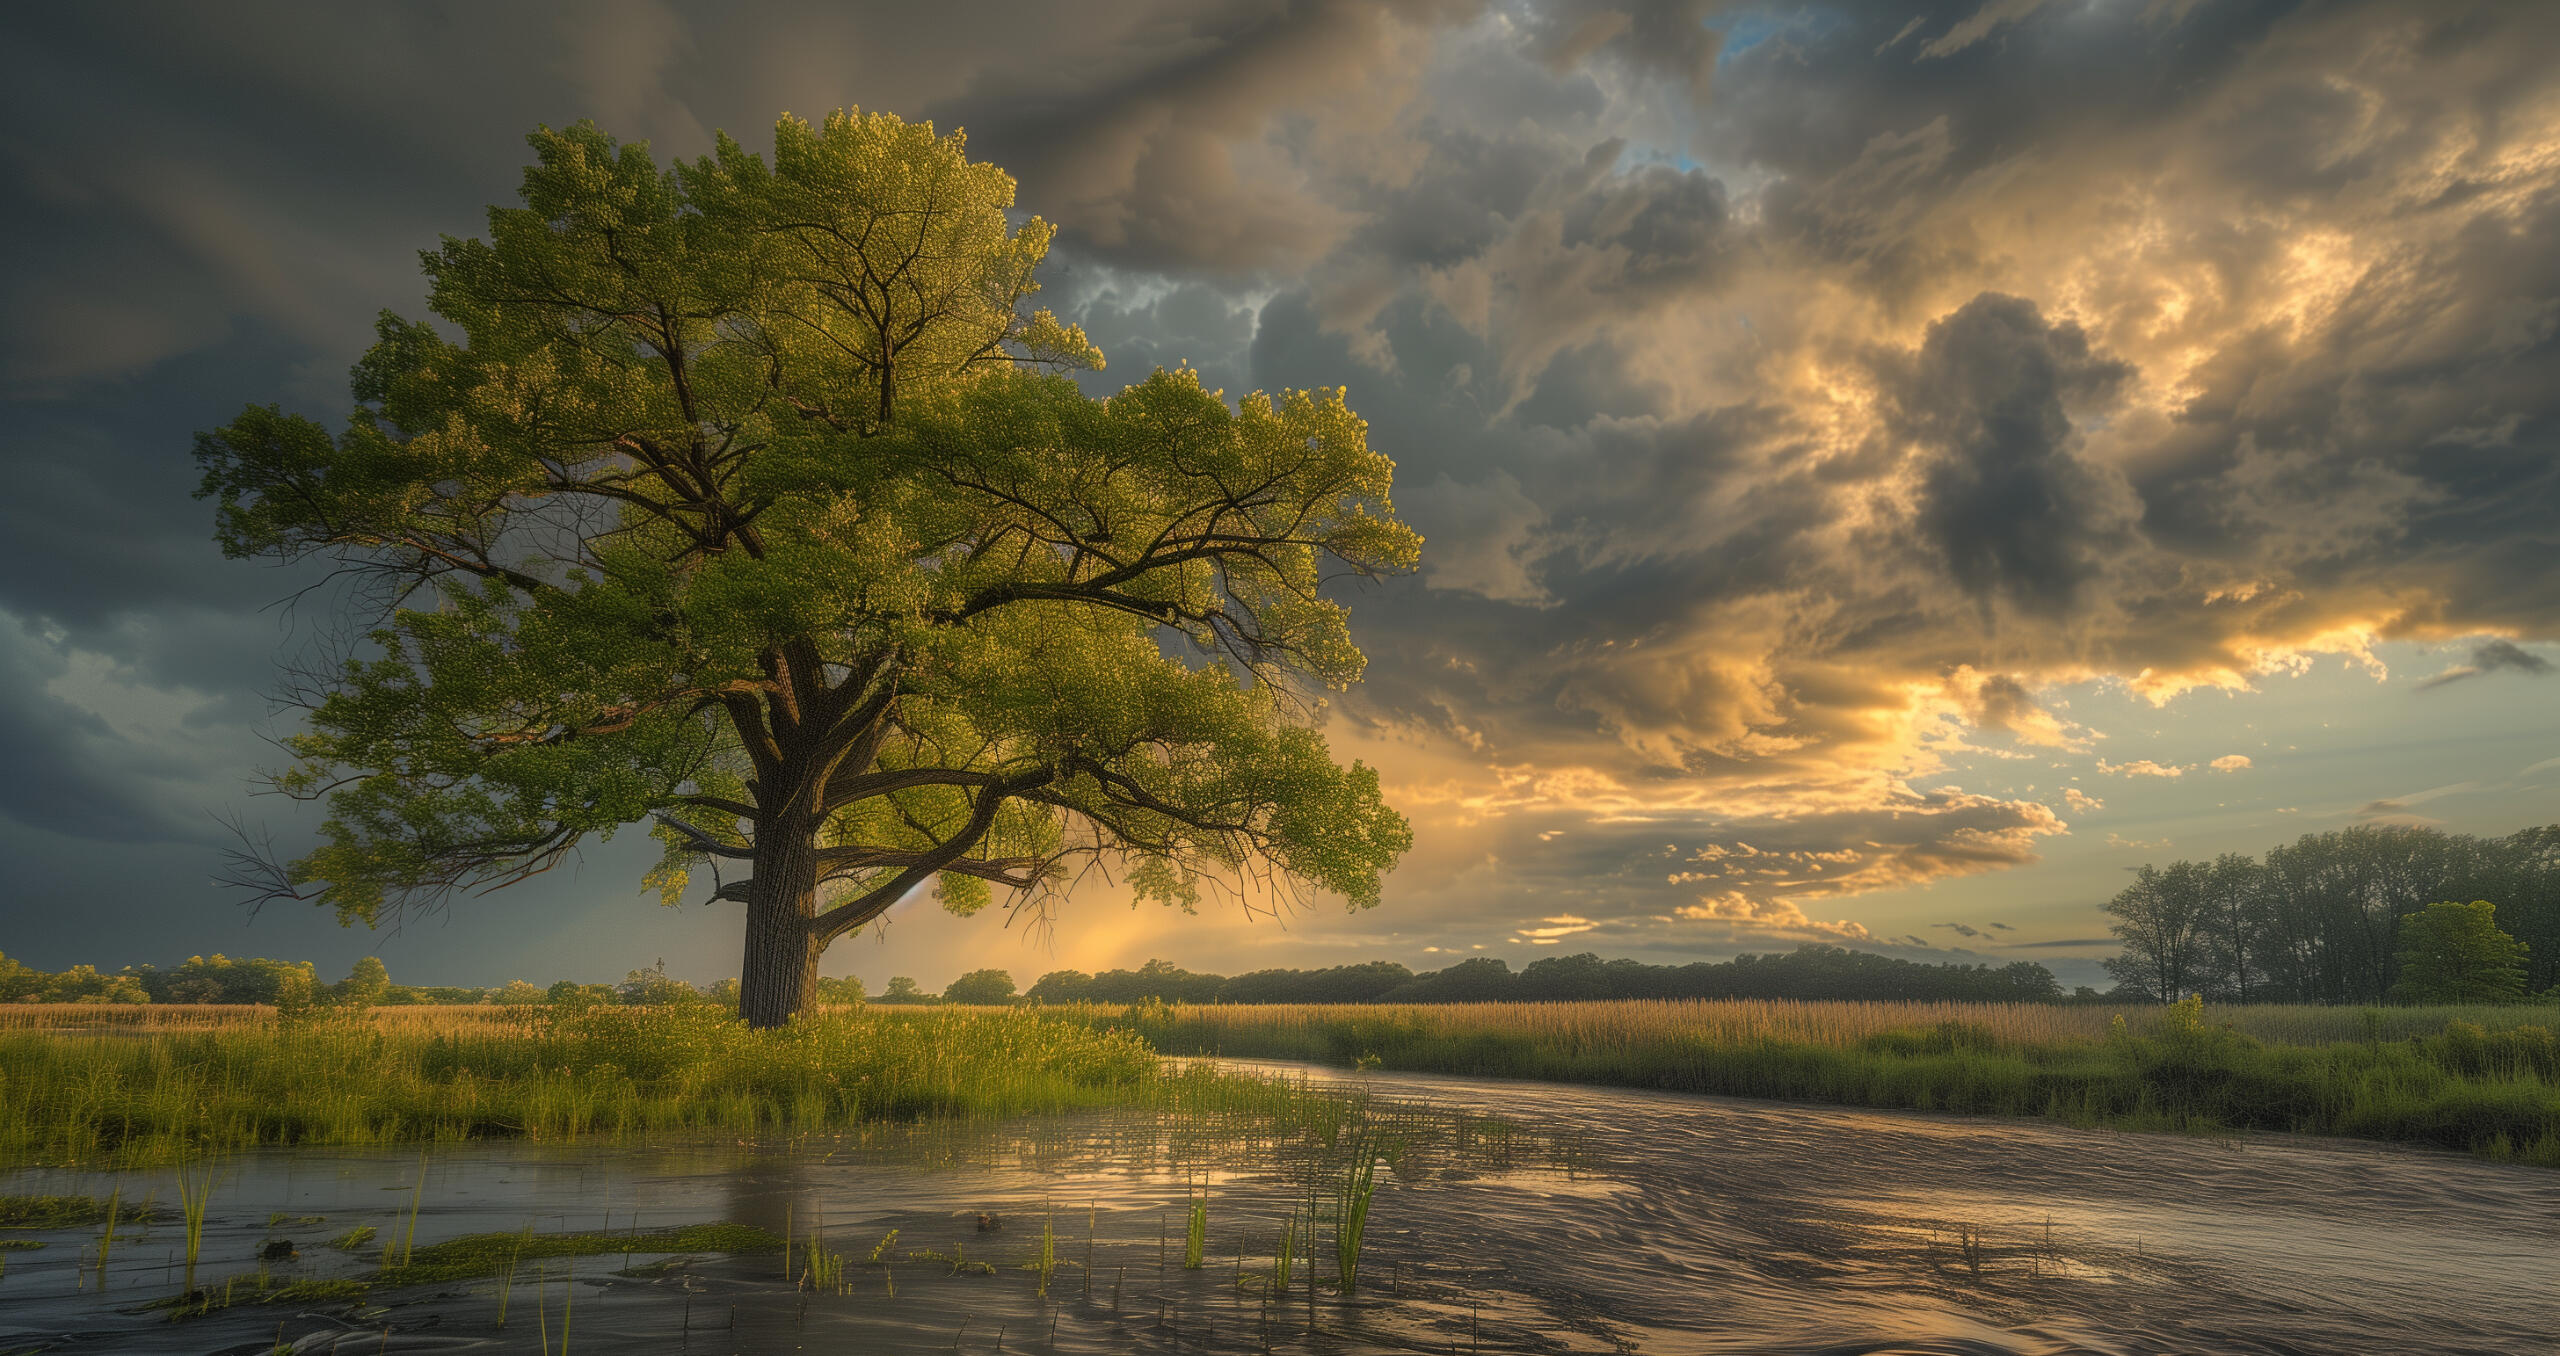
[1124,1002,2560,1166]
[0,1006,1228,1167]
[129,954,316,1005]
[877,976,931,1005]
[2105,823,2560,1002]
[193,109,1417,1023]
[374,1221,783,1287]
[0,1193,153,1229]
[1025,946,2059,1005]
[942,968,1017,1006]
[2393,901,2532,1004]
[544,980,615,1011]
[617,959,700,1006]
[333,956,391,1009]
[0,955,149,1005]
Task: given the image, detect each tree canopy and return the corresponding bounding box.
[2102,824,2560,1002]
[2391,901,2532,1004]
[196,110,1419,1026]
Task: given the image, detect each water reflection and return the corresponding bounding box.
[0,1062,2551,1353]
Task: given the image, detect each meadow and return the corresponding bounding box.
[4,996,2555,1170]
[0,1004,1335,1169]
[1095,996,2560,1165]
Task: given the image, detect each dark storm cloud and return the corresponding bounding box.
[1893,294,2133,615]
[2416,640,2556,691]
[6,0,2560,978]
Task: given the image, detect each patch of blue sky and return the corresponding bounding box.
[1710,5,1855,69]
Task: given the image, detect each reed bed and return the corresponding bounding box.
[1100,997,2560,1058]
[1087,997,2560,1166]
[0,1005,1314,1169]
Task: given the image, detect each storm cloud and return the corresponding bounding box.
[4,0,2558,983]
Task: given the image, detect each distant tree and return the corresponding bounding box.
[943,969,1017,1005]
[487,979,547,1005]
[1026,969,1094,1004]
[1379,956,1515,1003]
[195,111,1418,1029]
[2391,901,2531,1004]
[1088,959,1221,1004]
[878,976,931,1005]
[1218,960,1412,1004]
[2103,862,2214,1001]
[335,956,391,1008]
[704,977,744,1007]
[0,952,37,1003]
[2198,853,2266,1002]
[546,979,614,1010]
[619,959,699,1005]
[813,975,866,1005]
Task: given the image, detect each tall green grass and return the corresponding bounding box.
[0,1005,1315,1168]
[1108,998,2560,1166]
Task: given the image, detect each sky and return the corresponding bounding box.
[3,0,2557,994]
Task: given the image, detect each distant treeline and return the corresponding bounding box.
[1018,945,2074,1006]
[2104,824,2560,1003]
[0,952,866,1009]
[4,945,2071,1009]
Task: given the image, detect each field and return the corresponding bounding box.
[0,1004,1337,1169]
[1091,996,2560,1165]
[4,996,2556,1167]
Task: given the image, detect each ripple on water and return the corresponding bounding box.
[0,1063,2553,1353]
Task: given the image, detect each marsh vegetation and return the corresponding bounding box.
[1110,995,2560,1165]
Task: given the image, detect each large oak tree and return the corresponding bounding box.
[197,112,1418,1026]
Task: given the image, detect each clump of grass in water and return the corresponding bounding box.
[0,1193,151,1229]
[803,1210,849,1294]
[1183,1186,1208,1270]
[373,1221,782,1286]
[175,1156,215,1295]
[87,1185,123,1291]
[1030,1205,1057,1298]
[396,1149,428,1266]
[496,1221,533,1330]
[329,1225,377,1251]
[1272,1213,1295,1295]
[1333,1128,1389,1296]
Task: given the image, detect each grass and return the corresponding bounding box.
[1103,997,2560,1166]
[0,1193,153,1229]
[1101,995,2560,1055]
[371,1221,783,1286]
[1332,1126,1385,1296]
[0,1004,1318,1168]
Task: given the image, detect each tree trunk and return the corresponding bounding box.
[739,824,821,1029]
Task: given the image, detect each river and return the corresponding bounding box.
[0,1062,2550,1354]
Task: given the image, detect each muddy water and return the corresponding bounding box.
[1,1062,2553,1354]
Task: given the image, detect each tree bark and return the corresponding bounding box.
[739,821,821,1029]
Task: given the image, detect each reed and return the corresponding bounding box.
[89,1185,122,1291]
[1113,997,2560,1058]
[398,1149,427,1266]
[804,1228,848,1294]
[0,1005,1321,1169]
[1032,1205,1057,1297]
[174,1156,214,1293]
[1111,999,2560,1165]
[1332,1129,1385,1296]
[1272,1212,1294,1295]
[1183,1186,1207,1270]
